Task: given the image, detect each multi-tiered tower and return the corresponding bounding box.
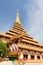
[0,10,43,62]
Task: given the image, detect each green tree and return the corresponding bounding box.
[0,38,8,57]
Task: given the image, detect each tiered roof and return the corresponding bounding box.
[0,10,43,52]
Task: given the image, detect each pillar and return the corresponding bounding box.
[28,54,31,59]
[35,55,37,60]
[40,55,42,60]
[19,52,23,59]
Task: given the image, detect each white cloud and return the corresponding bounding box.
[25,0,43,44]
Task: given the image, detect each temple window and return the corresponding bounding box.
[31,55,34,59]
[37,56,40,59]
[23,54,28,60]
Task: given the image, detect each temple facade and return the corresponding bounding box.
[0,10,43,61]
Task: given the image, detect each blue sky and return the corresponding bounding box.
[0,0,43,44]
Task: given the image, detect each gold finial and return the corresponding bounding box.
[15,9,21,24]
[16,9,19,16]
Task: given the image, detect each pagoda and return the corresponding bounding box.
[0,10,43,62]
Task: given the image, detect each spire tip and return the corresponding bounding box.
[14,9,21,24]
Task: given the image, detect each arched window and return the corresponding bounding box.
[23,54,28,60]
[31,55,34,59]
[37,56,40,59]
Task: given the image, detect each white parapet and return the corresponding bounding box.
[0,61,14,65]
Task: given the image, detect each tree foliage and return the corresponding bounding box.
[0,38,8,57]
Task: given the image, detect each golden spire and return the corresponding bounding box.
[15,9,21,24]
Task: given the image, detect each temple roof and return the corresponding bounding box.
[0,10,43,52]
[5,11,43,47]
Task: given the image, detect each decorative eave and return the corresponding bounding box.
[17,43,43,52]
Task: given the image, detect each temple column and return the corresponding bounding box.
[40,55,42,60]
[35,55,37,60]
[28,54,31,59]
[19,52,23,59]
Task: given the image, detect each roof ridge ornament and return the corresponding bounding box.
[15,9,21,24]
